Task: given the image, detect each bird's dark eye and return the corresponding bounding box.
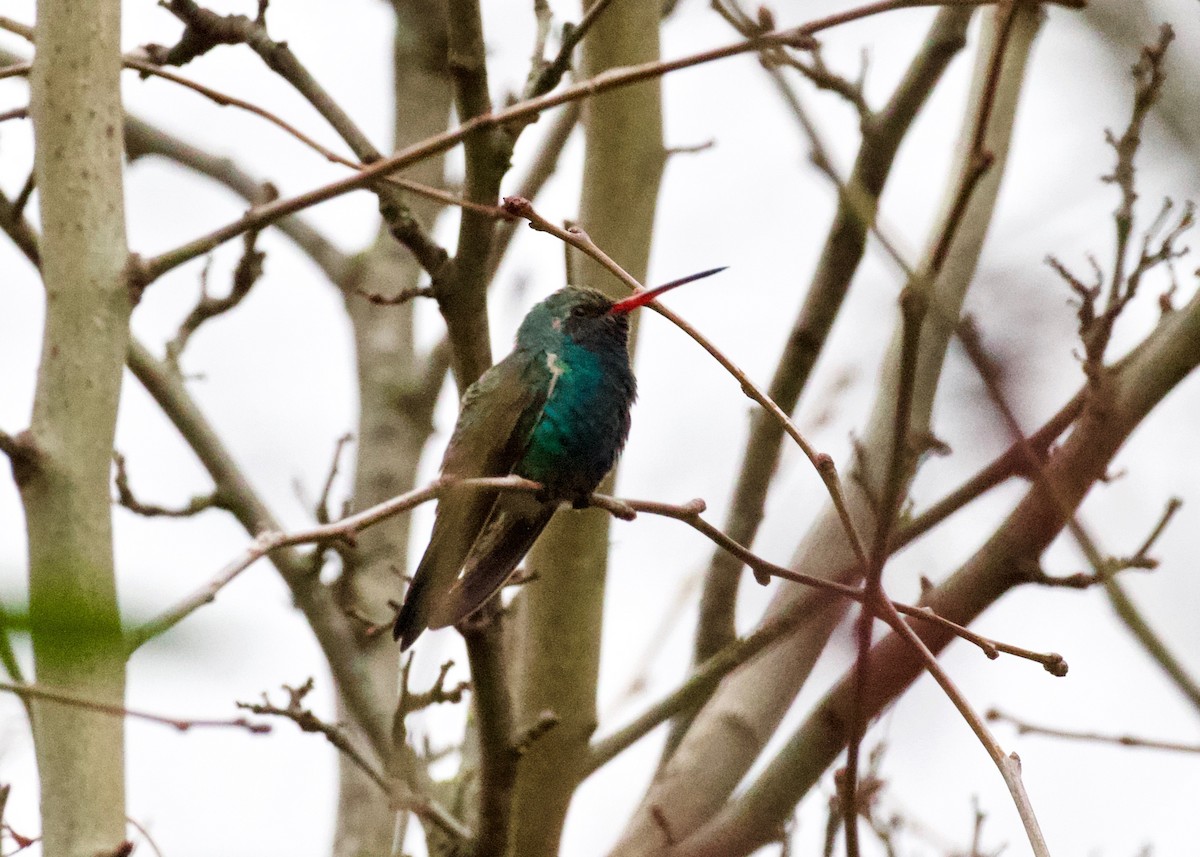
[570,306,588,318]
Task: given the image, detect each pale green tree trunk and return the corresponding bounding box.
[510,2,665,854]
[20,1,131,855]
[331,3,451,855]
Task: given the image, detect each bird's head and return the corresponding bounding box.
[516,267,726,352]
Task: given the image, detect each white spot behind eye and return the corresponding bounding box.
[551,317,562,330]
[546,351,564,398]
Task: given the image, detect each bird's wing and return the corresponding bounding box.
[429,491,555,630]
[393,353,548,648]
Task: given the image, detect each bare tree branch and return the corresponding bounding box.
[2,681,270,734]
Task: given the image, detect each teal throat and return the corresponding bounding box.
[516,339,634,499]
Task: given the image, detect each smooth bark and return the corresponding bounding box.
[22,2,130,854]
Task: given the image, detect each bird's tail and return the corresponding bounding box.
[430,501,556,631]
[393,552,439,650]
[394,480,497,649]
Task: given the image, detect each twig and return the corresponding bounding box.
[144,0,452,275]
[0,14,34,39]
[123,56,355,165]
[303,431,355,575]
[122,340,402,780]
[237,679,473,843]
[238,679,390,791]
[0,178,41,270]
[842,2,1027,846]
[130,471,1063,676]
[501,196,870,570]
[163,217,268,367]
[356,285,436,307]
[1079,516,1200,714]
[313,432,354,526]
[148,0,379,160]
[139,0,1024,284]
[396,657,470,724]
[525,0,618,98]
[0,680,270,733]
[949,26,1198,715]
[487,102,580,279]
[987,708,1200,754]
[598,495,1065,671]
[1099,26,1174,355]
[692,5,974,673]
[123,476,514,649]
[0,605,26,687]
[588,606,825,776]
[652,273,1200,857]
[113,452,230,518]
[0,30,356,286]
[121,113,351,285]
[125,817,165,857]
[0,61,30,80]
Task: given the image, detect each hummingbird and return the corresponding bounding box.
[392,267,725,649]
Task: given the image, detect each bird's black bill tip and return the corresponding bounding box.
[609,265,728,314]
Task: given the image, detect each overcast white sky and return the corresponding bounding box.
[2,1,1200,855]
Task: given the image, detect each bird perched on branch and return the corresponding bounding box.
[392,267,724,649]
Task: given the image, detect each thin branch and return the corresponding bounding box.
[238,679,391,793]
[0,38,353,285]
[0,604,26,688]
[0,184,41,269]
[595,495,1065,672]
[875,588,1051,857]
[844,2,1027,845]
[355,285,436,307]
[9,171,35,226]
[122,113,350,284]
[124,818,165,857]
[950,33,1200,714]
[148,0,381,161]
[138,0,1031,284]
[124,476,487,649]
[987,708,1200,754]
[0,61,30,80]
[0,14,33,39]
[525,0,618,98]
[132,470,1063,690]
[113,452,231,518]
[487,102,580,278]
[164,220,267,367]
[501,196,870,570]
[144,0,450,276]
[638,7,1059,854]
[123,55,356,165]
[237,679,473,843]
[586,608,814,775]
[439,0,505,391]
[713,6,979,675]
[313,432,354,527]
[1100,26,1173,343]
[0,680,270,734]
[395,656,470,724]
[1079,516,1200,714]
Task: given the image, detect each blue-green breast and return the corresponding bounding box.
[512,287,637,499]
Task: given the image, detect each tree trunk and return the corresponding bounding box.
[510,1,665,853]
[330,3,451,856]
[21,1,130,855]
